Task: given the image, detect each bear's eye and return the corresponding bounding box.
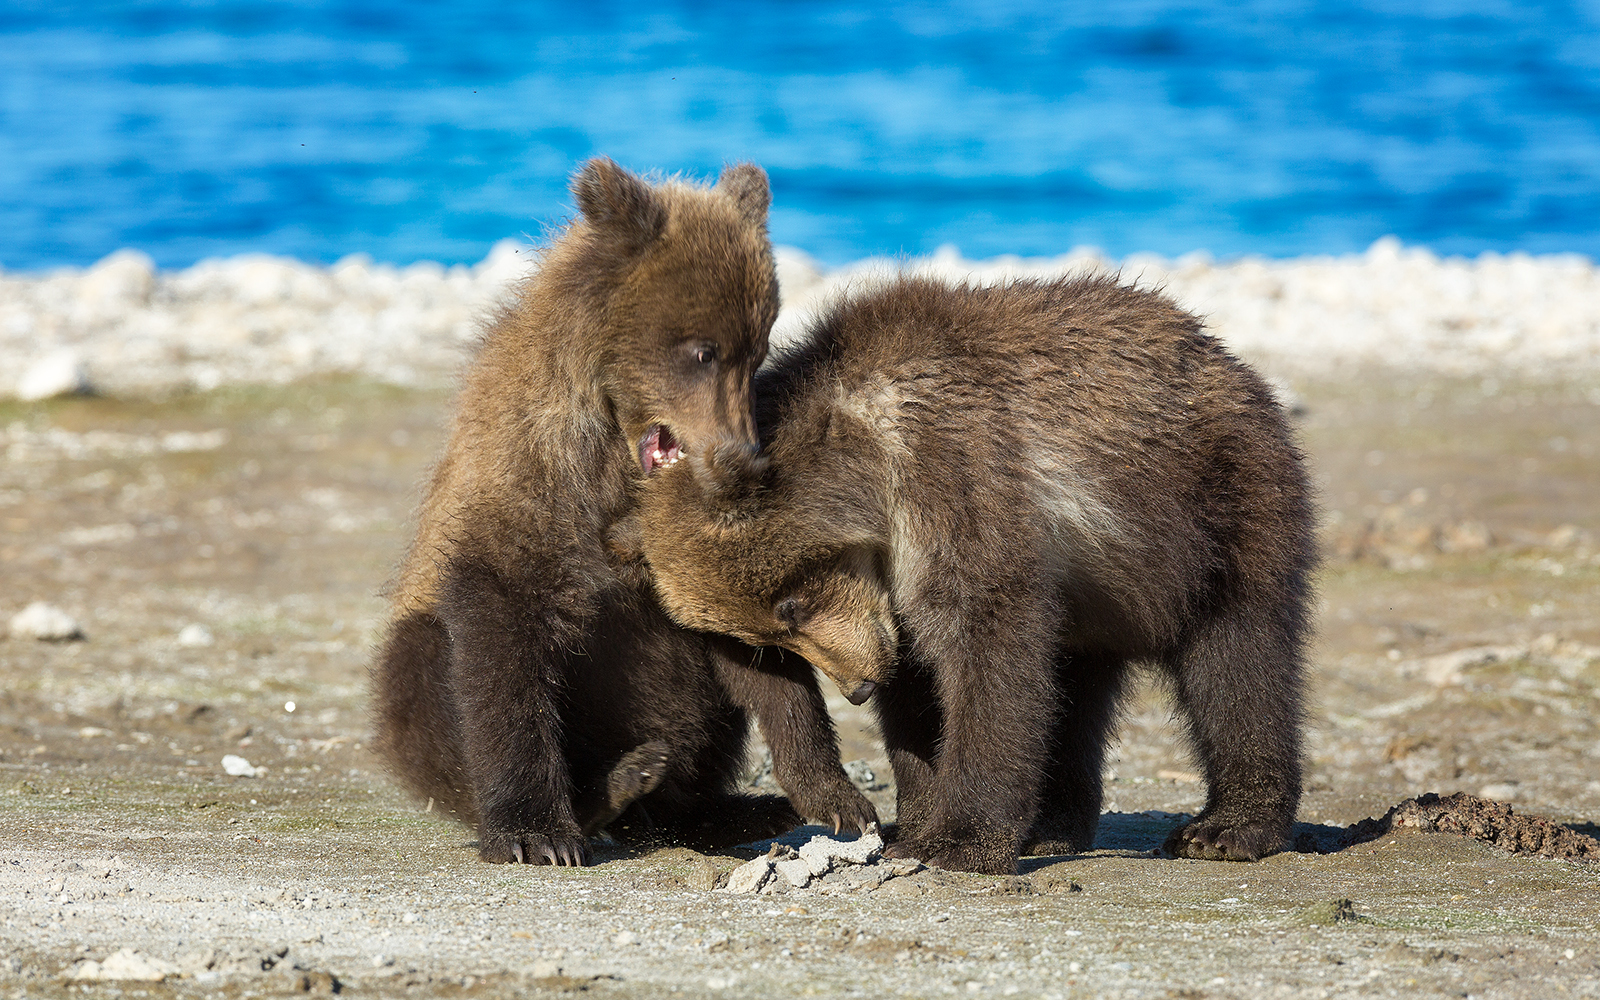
[693,344,718,365]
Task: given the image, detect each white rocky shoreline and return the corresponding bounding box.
[5,236,1599,401]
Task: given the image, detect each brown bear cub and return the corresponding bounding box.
[632,273,1316,875]
[370,158,876,865]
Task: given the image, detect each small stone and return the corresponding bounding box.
[174,948,218,974]
[721,857,774,894]
[8,602,85,642]
[843,759,877,787]
[775,858,812,888]
[80,249,156,304]
[1294,898,1367,926]
[612,931,638,946]
[177,624,214,648]
[846,864,892,890]
[530,959,561,977]
[797,840,835,877]
[1479,782,1520,801]
[285,970,340,994]
[221,755,262,778]
[17,350,93,401]
[685,856,721,891]
[702,930,730,952]
[65,949,178,982]
[795,825,884,880]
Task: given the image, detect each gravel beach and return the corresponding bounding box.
[2,245,1598,998]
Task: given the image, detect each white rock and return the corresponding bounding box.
[775,858,813,888]
[221,754,262,778]
[65,948,177,982]
[774,245,825,307]
[1479,782,1520,801]
[176,624,214,648]
[475,238,534,292]
[801,826,884,869]
[1401,645,1523,687]
[8,602,84,641]
[80,249,156,305]
[797,840,836,877]
[721,856,774,894]
[846,865,893,890]
[17,350,92,401]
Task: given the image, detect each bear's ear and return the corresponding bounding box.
[716,163,771,226]
[572,157,667,253]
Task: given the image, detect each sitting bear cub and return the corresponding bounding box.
[632,273,1316,875]
[370,159,875,865]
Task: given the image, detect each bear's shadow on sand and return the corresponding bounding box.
[738,813,1359,874]
[1017,811,1368,873]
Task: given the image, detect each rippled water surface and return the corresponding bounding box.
[3,1,1598,268]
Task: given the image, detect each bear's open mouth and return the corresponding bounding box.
[639,424,682,475]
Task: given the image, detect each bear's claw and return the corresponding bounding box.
[481,829,589,866]
[1163,816,1287,862]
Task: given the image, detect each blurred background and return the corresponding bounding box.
[4,0,1599,271]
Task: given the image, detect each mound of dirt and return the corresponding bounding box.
[1345,792,1600,861]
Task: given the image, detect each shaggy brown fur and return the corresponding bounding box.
[370,158,876,865]
[633,273,1316,875]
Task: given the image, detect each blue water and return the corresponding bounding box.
[3,1,1599,270]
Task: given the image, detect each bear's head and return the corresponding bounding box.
[618,458,899,705]
[568,158,779,482]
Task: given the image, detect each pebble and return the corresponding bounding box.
[7,602,85,641]
[177,624,215,648]
[4,239,1597,402]
[722,857,774,894]
[221,755,263,778]
[17,349,92,400]
[64,948,178,982]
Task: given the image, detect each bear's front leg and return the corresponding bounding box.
[442,560,591,866]
[710,640,879,835]
[870,652,941,846]
[880,577,1060,876]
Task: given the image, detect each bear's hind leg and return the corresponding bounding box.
[1162,602,1305,861]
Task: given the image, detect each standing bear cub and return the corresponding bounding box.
[371,159,875,865]
[631,273,1316,875]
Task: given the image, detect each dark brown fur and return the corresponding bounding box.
[369,159,875,865]
[634,273,1316,875]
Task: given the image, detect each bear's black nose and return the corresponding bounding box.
[844,679,878,706]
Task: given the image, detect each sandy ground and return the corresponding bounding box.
[2,367,1598,998]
